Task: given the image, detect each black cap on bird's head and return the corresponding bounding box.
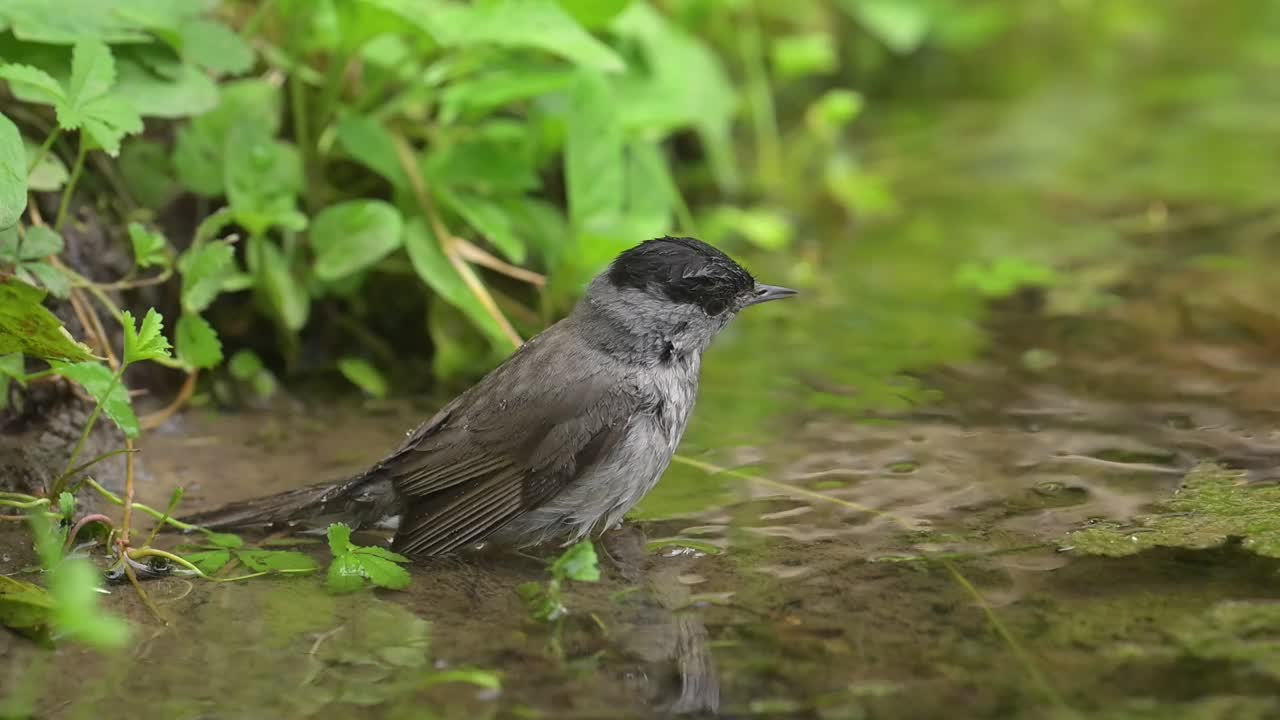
[607,237,797,317]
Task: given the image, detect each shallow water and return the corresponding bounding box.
[7,9,1280,719]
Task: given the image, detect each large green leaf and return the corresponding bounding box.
[564,71,623,233]
[0,112,25,228]
[439,67,576,123]
[375,0,625,72]
[224,123,305,235]
[112,55,219,119]
[172,79,282,195]
[0,279,93,361]
[176,20,255,75]
[176,312,222,369]
[335,114,408,190]
[51,361,138,437]
[53,41,143,156]
[311,200,403,281]
[556,0,631,29]
[0,0,154,44]
[438,190,524,263]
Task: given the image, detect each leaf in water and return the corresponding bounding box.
[1065,464,1280,558]
[24,137,69,192]
[184,549,232,574]
[310,200,403,281]
[52,360,138,437]
[327,522,354,556]
[127,222,168,270]
[327,553,367,594]
[438,190,524,263]
[335,115,407,190]
[550,539,600,582]
[203,532,244,549]
[0,112,26,228]
[564,71,623,233]
[49,558,132,649]
[356,553,412,590]
[179,240,236,313]
[337,357,389,399]
[235,549,318,573]
[0,279,94,361]
[176,312,223,369]
[326,522,412,592]
[122,308,172,365]
[422,668,503,690]
[517,581,564,622]
[223,123,305,236]
[354,545,410,564]
[402,219,510,348]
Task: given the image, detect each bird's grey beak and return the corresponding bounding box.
[745,283,798,307]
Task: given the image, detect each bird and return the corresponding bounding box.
[180,236,797,558]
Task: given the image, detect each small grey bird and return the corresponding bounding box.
[182,237,796,558]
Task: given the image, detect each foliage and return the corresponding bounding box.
[1064,464,1280,559]
[518,539,600,623]
[182,531,318,576]
[325,523,412,593]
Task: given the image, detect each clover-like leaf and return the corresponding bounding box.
[122,308,171,365]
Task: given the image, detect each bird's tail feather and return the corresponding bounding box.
[178,475,389,532]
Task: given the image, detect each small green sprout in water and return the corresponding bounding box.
[325,523,411,593]
[518,539,601,623]
[1063,463,1280,558]
[182,531,318,577]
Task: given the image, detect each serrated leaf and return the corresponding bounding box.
[337,357,389,398]
[0,64,64,106]
[64,41,115,120]
[52,360,138,437]
[0,113,26,227]
[335,115,407,189]
[176,312,222,369]
[236,549,318,573]
[327,523,353,556]
[353,545,410,564]
[402,219,509,349]
[20,225,62,259]
[359,555,412,590]
[128,222,167,269]
[80,96,143,157]
[179,240,236,313]
[326,554,366,594]
[122,308,172,364]
[550,539,600,582]
[310,200,403,281]
[0,279,94,361]
[185,549,233,574]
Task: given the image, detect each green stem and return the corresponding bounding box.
[81,477,199,532]
[0,491,41,502]
[60,447,137,485]
[52,365,123,496]
[739,0,781,191]
[212,568,318,583]
[54,139,88,232]
[27,127,61,175]
[127,547,207,578]
[0,498,49,510]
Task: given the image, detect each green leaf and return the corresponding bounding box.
[224,123,305,235]
[122,308,172,365]
[334,115,407,189]
[424,122,540,194]
[172,79,282,196]
[179,240,236,313]
[518,581,564,622]
[0,112,26,228]
[0,0,156,44]
[57,491,75,519]
[0,64,64,106]
[439,190,524,263]
[54,41,143,156]
[227,349,263,380]
[127,222,167,269]
[422,669,504,690]
[235,549,318,573]
[402,219,510,348]
[770,33,838,79]
[176,312,223,369]
[118,140,177,209]
[25,137,69,192]
[177,20,255,75]
[23,262,70,299]
[550,539,600,582]
[247,237,309,332]
[358,554,412,590]
[556,0,631,29]
[203,531,243,549]
[0,575,54,638]
[310,200,403,281]
[184,549,233,574]
[327,522,354,556]
[52,360,138,437]
[806,89,864,142]
[0,279,94,361]
[387,0,625,71]
[20,225,63,259]
[564,71,623,233]
[326,553,366,594]
[49,558,131,649]
[112,56,220,120]
[0,352,24,408]
[439,67,576,123]
[353,545,410,564]
[838,0,932,53]
[337,357,389,399]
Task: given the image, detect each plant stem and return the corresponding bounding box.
[27,127,61,174]
[54,139,88,232]
[128,548,206,578]
[120,438,137,546]
[0,498,49,510]
[81,477,199,532]
[739,0,781,191]
[52,366,123,496]
[61,448,138,484]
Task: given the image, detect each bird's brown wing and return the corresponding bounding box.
[374,328,645,557]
